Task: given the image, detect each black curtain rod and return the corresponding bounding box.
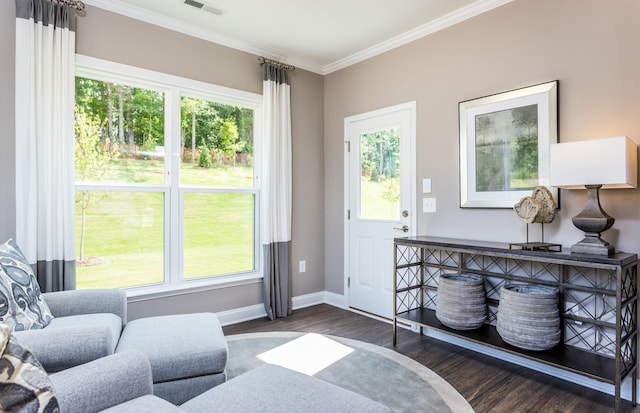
[258,57,295,71]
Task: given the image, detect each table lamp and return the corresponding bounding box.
[549,136,637,256]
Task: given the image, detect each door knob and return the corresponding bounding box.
[394,225,409,233]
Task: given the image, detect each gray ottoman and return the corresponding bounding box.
[116,313,228,405]
[181,364,391,413]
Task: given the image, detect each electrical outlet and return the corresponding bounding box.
[299,260,306,273]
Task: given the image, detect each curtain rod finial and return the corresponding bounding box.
[258,56,295,71]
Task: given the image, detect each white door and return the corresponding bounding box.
[345,102,416,319]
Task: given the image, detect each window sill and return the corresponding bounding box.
[125,272,263,303]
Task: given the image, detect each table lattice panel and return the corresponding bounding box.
[463,254,561,283]
[564,290,616,325]
[396,244,421,267]
[423,289,437,311]
[396,265,421,291]
[565,266,617,291]
[395,289,421,314]
[423,248,461,268]
[564,322,617,358]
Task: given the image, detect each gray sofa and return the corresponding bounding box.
[50,350,391,413]
[13,289,228,404]
[13,289,127,372]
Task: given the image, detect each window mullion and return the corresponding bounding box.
[167,88,182,285]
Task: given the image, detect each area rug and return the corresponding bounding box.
[226,332,474,413]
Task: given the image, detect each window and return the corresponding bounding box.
[74,55,262,294]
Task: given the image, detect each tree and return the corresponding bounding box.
[360,129,399,181]
[74,107,119,260]
[181,97,208,163]
[76,78,165,152]
[198,145,212,168]
[126,86,135,153]
[218,118,242,166]
[117,85,125,153]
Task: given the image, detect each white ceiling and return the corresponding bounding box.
[83,0,512,74]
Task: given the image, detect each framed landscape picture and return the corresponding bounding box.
[459,81,558,208]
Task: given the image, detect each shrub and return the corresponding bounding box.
[198,146,212,168]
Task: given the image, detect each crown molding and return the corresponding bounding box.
[322,0,514,75]
[82,0,325,74]
[83,0,512,76]
[83,0,248,53]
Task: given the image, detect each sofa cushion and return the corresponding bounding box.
[13,313,122,372]
[180,364,392,413]
[116,313,227,382]
[0,324,60,412]
[0,239,54,331]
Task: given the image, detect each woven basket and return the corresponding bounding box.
[435,273,487,330]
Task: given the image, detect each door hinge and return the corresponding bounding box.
[348,277,350,288]
[345,140,351,152]
[347,209,351,220]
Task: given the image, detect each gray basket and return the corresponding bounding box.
[496,284,560,351]
[435,273,487,330]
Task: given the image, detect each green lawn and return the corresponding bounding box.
[360,178,399,220]
[75,158,255,289]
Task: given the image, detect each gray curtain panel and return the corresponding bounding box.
[263,242,292,319]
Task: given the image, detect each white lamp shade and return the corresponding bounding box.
[549,136,638,189]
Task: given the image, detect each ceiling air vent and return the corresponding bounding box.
[183,0,223,16]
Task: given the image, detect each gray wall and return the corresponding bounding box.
[324,0,640,294]
[0,1,16,241]
[1,3,325,319]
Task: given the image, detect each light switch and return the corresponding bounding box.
[299,260,306,273]
[422,178,432,194]
[423,197,436,213]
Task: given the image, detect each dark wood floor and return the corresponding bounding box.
[223,304,637,413]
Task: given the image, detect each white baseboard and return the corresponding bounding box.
[216,303,266,326]
[292,291,326,309]
[323,291,346,308]
[217,290,344,326]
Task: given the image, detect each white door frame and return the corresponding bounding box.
[343,101,417,314]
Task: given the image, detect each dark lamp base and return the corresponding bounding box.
[570,236,615,257]
[570,184,616,257]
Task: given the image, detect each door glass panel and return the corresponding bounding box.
[359,128,400,220]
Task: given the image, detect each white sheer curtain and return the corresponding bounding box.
[261,63,292,319]
[15,0,76,291]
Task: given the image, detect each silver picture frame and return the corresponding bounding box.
[459,81,558,208]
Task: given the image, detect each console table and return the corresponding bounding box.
[392,236,638,412]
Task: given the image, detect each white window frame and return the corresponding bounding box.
[75,54,263,300]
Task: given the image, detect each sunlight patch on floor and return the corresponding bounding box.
[257,333,354,376]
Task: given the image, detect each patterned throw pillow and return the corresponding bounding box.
[0,324,60,412]
[0,240,54,331]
